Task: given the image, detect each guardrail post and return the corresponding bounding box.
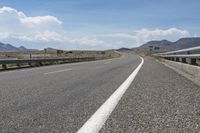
[181,58,187,63]
[39,62,43,66]
[17,63,21,68]
[171,57,175,61]
[2,64,7,69]
[190,58,197,65]
[167,57,171,60]
[175,58,180,62]
[28,62,32,67]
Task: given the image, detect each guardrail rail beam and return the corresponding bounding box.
[154,46,200,66]
[181,58,187,63]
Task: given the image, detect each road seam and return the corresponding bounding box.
[77,56,144,133]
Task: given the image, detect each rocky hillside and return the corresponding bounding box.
[133,37,200,52]
[0,42,33,52]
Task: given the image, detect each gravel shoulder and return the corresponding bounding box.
[101,57,200,133]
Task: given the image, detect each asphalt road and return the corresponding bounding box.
[0,53,141,133]
[0,53,199,133]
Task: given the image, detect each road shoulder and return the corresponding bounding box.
[101,57,200,132]
[155,58,200,87]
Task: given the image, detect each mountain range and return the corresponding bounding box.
[0,42,38,52]
[132,37,200,52]
[1,37,200,52]
[0,42,28,52]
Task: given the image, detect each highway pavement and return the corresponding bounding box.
[0,53,141,133]
[0,53,199,133]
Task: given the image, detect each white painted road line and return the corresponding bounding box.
[44,68,72,75]
[77,56,144,133]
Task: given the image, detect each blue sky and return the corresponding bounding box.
[0,0,199,50]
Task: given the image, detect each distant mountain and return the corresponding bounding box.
[18,46,27,51]
[172,37,200,50]
[44,47,58,51]
[134,40,173,52]
[0,42,36,52]
[43,47,61,53]
[117,47,132,51]
[0,43,18,52]
[133,37,200,52]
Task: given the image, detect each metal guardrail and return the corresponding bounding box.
[155,46,200,65]
[161,54,200,58]
[0,57,97,69]
[159,46,200,55]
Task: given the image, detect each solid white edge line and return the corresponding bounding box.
[44,68,72,75]
[77,56,144,133]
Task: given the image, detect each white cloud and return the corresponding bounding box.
[134,28,190,44]
[0,6,62,32]
[0,32,9,39]
[0,6,63,42]
[0,6,107,48]
[103,28,190,46]
[0,6,192,49]
[105,33,134,39]
[16,31,106,47]
[69,36,104,46]
[17,31,65,42]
